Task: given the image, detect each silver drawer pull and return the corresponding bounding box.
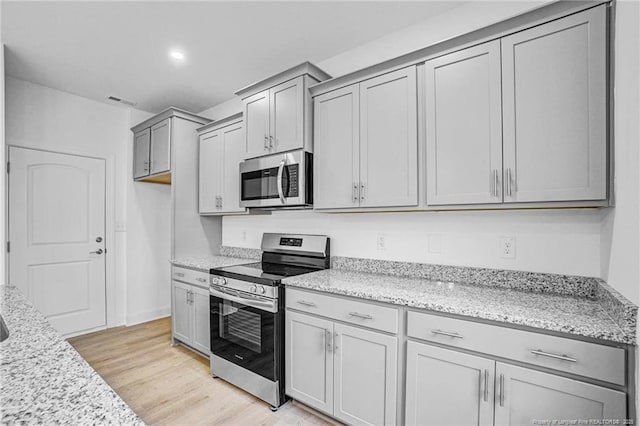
[349,312,373,320]
[174,272,185,277]
[431,329,463,339]
[196,277,207,283]
[296,300,316,307]
[530,349,577,363]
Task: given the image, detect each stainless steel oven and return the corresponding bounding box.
[209,233,330,411]
[239,150,312,208]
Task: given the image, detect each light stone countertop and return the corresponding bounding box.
[170,255,255,273]
[0,285,143,425]
[282,268,634,345]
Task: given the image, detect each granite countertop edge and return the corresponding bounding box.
[283,270,636,346]
[0,285,143,425]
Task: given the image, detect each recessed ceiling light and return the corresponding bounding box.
[169,50,185,61]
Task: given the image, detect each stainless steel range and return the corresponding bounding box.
[209,233,330,410]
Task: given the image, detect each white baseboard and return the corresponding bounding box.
[126,307,171,326]
[63,325,107,339]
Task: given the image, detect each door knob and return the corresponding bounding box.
[96,237,103,243]
[90,249,103,255]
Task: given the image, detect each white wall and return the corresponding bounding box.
[198,96,242,121]
[4,77,173,327]
[124,109,172,323]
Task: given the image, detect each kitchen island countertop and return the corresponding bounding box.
[0,285,143,425]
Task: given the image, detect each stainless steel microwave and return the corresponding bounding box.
[239,150,312,208]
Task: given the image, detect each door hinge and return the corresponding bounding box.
[6,242,9,253]
[6,162,10,174]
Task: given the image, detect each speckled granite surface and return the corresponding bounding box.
[283,267,637,345]
[170,254,254,272]
[219,246,262,260]
[0,285,143,425]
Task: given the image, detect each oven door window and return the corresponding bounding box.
[210,296,276,381]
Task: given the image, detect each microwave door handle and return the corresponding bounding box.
[276,159,286,204]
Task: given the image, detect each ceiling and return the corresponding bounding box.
[1,1,464,114]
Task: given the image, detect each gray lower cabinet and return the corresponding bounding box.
[405,341,626,426]
[405,341,495,426]
[494,363,626,425]
[285,309,398,425]
[172,280,210,356]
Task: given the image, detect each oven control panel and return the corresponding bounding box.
[279,237,303,247]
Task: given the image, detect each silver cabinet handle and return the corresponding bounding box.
[334,332,339,351]
[269,135,274,149]
[296,300,316,307]
[499,373,505,407]
[326,329,332,353]
[483,369,489,402]
[493,169,499,197]
[530,349,577,363]
[89,249,103,255]
[276,158,286,204]
[506,168,515,197]
[187,290,193,304]
[360,182,366,201]
[349,312,373,320]
[264,134,269,151]
[353,182,359,203]
[196,277,207,283]
[174,272,185,277]
[431,329,463,339]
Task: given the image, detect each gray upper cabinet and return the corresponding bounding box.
[149,118,172,176]
[235,62,331,160]
[313,66,418,210]
[270,76,305,154]
[198,114,246,215]
[313,84,360,209]
[360,67,418,208]
[131,108,210,185]
[133,128,151,179]
[501,5,607,203]
[425,40,503,205]
[244,90,270,159]
[423,5,607,207]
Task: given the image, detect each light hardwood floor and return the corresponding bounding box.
[68,317,337,426]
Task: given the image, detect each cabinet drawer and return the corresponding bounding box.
[172,266,210,289]
[407,311,626,386]
[286,288,398,334]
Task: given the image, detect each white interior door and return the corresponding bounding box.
[9,147,106,336]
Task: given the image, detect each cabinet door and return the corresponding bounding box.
[425,41,503,205]
[313,84,360,209]
[220,122,246,213]
[150,117,172,175]
[191,285,211,355]
[333,323,397,426]
[133,128,151,179]
[285,310,334,415]
[501,5,607,203]
[405,341,494,426]
[198,131,221,214]
[270,76,304,154]
[244,90,270,159]
[360,67,418,208]
[172,281,192,345]
[494,363,626,425]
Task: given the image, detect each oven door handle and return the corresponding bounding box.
[210,285,278,313]
[276,158,286,204]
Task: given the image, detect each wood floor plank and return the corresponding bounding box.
[68,317,339,425]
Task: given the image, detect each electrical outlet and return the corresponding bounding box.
[499,236,516,259]
[376,234,386,250]
[241,229,247,242]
